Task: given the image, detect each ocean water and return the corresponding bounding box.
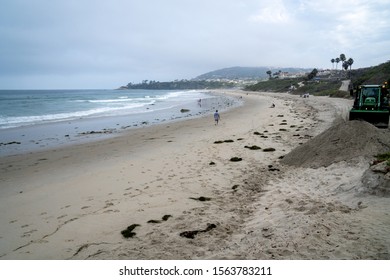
[0,89,240,156]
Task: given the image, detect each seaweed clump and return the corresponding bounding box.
[147,215,173,224]
[180,223,217,239]
[121,224,140,238]
[244,145,261,150]
[190,196,211,201]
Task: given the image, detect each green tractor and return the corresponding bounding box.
[349,82,390,128]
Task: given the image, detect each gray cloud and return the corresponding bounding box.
[0,0,389,89]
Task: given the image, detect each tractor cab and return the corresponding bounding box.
[349,83,390,127]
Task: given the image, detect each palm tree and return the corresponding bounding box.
[331,58,335,69]
[342,61,349,71]
[335,58,340,70]
[340,54,346,66]
[347,58,354,70]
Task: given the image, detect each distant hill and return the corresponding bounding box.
[195,66,311,80]
[120,66,314,90]
[125,79,236,90]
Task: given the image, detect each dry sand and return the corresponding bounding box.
[0,90,389,260]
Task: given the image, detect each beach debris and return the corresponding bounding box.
[254,131,268,138]
[244,145,261,150]
[268,165,280,172]
[162,215,172,221]
[263,148,276,152]
[179,223,217,239]
[180,109,190,113]
[214,139,234,144]
[209,161,216,165]
[121,224,140,238]
[0,141,21,146]
[147,215,173,224]
[78,129,115,135]
[232,184,239,190]
[189,196,211,202]
[230,157,243,162]
[147,219,161,224]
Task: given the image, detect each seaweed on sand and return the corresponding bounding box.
[244,145,261,150]
[121,224,140,238]
[147,220,161,224]
[147,215,173,224]
[162,215,172,221]
[179,223,217,239]
[190,196,211,201]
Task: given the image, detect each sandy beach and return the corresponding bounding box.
[1,90,389,260]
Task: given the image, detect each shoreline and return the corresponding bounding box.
[0,90,241,157]
[1,90,389,260]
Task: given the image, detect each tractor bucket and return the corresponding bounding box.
[349,110,389,128]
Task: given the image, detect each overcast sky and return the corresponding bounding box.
[1,0,389,89]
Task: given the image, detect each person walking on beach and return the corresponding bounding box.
[214,110,220,125]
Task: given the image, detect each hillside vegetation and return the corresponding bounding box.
[245,61,390,97]
[350,61,390,87]
[195,66,309,80]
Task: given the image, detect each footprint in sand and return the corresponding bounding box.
[104,202,114,208]
[104,209,119,213]
[21,229,38,238]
